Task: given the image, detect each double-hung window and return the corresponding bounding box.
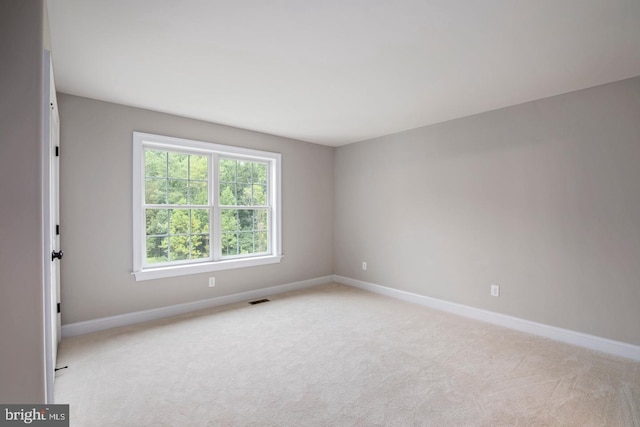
[132,132,282,281]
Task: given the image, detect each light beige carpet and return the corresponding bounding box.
[55,283,640,426]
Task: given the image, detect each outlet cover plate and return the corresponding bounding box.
[491,284,499,297]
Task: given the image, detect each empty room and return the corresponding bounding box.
[1,0,639,425]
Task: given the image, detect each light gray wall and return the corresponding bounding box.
[335,76,640,346]
[0,0,46,403]
[58,94,334,324]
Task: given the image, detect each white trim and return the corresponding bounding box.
[62,275,332,337]
[135,132,279,159]
[133,254,283,281]
[132,132,144,273]
[272,154,282,257]
[333,275,640,362]
[42,49,53,404]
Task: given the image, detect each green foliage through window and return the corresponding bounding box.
[143,149,271,265]
[144,149,210,264]
[218,158,269,257]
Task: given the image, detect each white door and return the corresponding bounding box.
[44,50,61,403]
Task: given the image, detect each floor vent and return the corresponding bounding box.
[249,298,270,305]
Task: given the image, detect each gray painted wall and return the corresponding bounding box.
[58,94,334,324]
[335,76,640,346]
[0,0,46,403]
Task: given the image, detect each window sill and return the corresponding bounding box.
[132,255,283,281]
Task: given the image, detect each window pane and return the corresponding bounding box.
[189,155,208,180]
[168,179,188,204]
[170,209,190,234]
[239,232,254,254]
[238,209,253,231]
[145,150,167,178]
[189,181,208,205]
[219,208,269,258]
[146,209,168,235]
[146,236,168,264]
[237,161,252,183]
[237,184,252,206]
[168,152,188,179]
[221,209,237,232]
[221,232,238,256]
[145,178,167,204]
[219,183,236,206]
[219,159,236,183]
[192,209,210,234]
[219,159,268,207]
[192,234,210,259]
[169,235,190,261]
[256,231,268,253]
[254,209,267,231]
[252,184,266,206]
[253,162,267,185]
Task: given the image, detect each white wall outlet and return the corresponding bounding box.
[362,261,367,271]
[491,284,499,297]
[209,277,216,287]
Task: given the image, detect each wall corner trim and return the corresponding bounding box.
[61,275,334,337]
[333,275,640,362]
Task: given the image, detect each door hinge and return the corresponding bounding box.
[56,224,60,235]
[57,303,61,314]
[55,146,59,157]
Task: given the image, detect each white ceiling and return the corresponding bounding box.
[48,0,640,146]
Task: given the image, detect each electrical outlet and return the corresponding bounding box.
[490,284,499,297]
[209,277,216,287]
[362,261,367,271]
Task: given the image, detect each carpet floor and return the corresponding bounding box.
[55,283,640,426]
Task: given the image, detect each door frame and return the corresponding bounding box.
[42,49,60,403]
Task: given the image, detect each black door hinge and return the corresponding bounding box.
[56,224,60,235]
[57,303,61,314]
[55,146,59,157]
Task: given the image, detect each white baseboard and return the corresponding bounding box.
[333,275,640,362]
[62,275,334,338]
[62,274,640,362]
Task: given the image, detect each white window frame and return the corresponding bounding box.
[132,132,282,281]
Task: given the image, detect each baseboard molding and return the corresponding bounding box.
[63,274,640,362]
[333,275,640,362]
[62,275,334,338]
